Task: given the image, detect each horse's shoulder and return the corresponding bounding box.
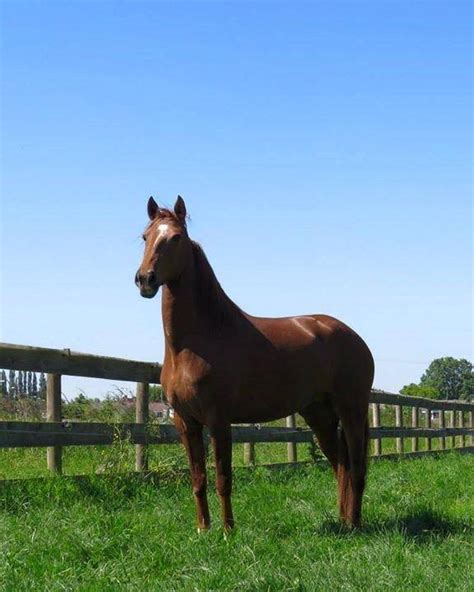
[177,347,212,378]
[163,345,212,391]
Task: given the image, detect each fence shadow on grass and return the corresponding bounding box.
[0,471,188,515]
[318,508,473,542]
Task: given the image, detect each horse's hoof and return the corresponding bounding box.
[197,523,211,534]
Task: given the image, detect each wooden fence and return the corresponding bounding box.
[1,342,473,476]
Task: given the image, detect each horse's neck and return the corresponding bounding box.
[161,242,240,349]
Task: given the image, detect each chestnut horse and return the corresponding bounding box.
[135,196,374,530]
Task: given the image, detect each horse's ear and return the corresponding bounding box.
[147,196,159,220]
[174,195,187,222]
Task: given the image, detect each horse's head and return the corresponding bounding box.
[135,195,190,298]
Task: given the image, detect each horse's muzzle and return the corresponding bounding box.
[140,285,160,299]
[135,269,161,298]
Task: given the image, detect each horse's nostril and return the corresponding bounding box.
[134,271,140,286]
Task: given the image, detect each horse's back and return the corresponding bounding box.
[231,312,374,418]
[249,312,372,366]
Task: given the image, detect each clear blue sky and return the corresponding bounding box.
[1,1,472,398]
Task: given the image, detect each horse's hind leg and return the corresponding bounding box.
[301,397,355,523]
[335,396,370,528]
[300,397,339,474]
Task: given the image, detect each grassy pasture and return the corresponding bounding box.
[0,453,473,591]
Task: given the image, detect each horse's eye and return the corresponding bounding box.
[142,235,147,242]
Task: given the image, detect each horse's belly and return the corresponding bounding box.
[228,371,319,423]
[229,339,337,422]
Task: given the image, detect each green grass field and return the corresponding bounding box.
[1,452,473,591]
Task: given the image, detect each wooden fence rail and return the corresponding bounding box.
[0,343,161,383]
[0,421,472,449]
[1,342,473,476]
[370,390,473,412]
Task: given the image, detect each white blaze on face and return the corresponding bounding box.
[154,223,169,248]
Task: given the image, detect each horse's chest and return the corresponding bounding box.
[161,349,211,409]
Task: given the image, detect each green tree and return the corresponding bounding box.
[17,371,24,396]
[462,374,474,401]
[420,357,473,401]
[149,384,165,402]
[400,382,439,399]
[8,369,16,399]
[63,393,93,420]
[39,373,47,399]
[0,370,7,398]
[21,371,27,395]
[32,373,38,398]
[27,372,33,398]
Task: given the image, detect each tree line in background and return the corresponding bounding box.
[401,357,473,401]
[0,369,47,400]
[0,371,166,422]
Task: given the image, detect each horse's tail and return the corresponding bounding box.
[337,415,369,526]
[364,415,370,462]
[337,426,352,521]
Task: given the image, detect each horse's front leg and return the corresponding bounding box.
[174,413,210,531]
[210,422,234,530]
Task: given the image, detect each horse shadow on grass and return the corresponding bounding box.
[317,508,473,543]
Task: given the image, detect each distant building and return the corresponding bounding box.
[121,396,135,409]
[149,401,174,420]
[120,396,173,421]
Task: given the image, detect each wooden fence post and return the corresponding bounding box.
[135,382,149,472]
[470,411,474,446]
[243,441,255,465]
[411,406,419,452]
[372,403,381,456]
[458,411,465,448]
[439,410,446,450]
[286,414,297,463]
[395,405,403,453]
[46,373,62,474]
[449,410,455,448]
[426,408,432,451]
